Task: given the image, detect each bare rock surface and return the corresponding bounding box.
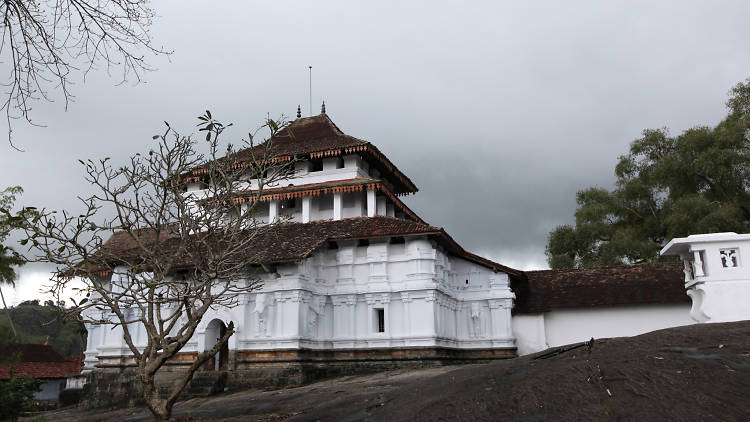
[34,321,750,421]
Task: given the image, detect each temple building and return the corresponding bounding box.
[82,110,715,407]
[81,111,522,401]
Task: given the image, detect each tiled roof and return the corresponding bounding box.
[0,343,82,380]
[238,114,369,158]
[513,262,688,314]
[90,216,523,277]
[193,114,418,195]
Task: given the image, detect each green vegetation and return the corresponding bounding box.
[547,78,750,269]
[0,375,41,421]
[0,323,42,422]
[0,301,86,357]
[0,186,26,338]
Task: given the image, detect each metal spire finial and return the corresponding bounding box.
[321,101,326,114]
[297,105,302,119]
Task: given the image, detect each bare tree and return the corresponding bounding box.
[0,0,169,148]
[20,112,295,420]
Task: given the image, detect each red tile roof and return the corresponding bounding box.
[192,114,418,195]
[88,216,523,278]
[513,262,688,314]
[0,343,82,380]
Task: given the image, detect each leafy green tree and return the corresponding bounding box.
[0,187,24,337]
[0,374,41,421]
[0,325,41,422]
[547,78,750,269]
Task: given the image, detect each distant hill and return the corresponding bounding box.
[0,300,86,357]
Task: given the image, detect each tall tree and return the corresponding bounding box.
[547,78,750,269]
[20,112,294,421]
[0,186,24,337]
[0,1,169,147]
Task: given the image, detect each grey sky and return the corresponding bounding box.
[3,0,750,303]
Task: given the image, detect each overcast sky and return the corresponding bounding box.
[3,0,750,304]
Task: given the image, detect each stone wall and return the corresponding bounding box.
[80,346,515,409]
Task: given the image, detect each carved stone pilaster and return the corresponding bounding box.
[488,299,511,310]
[365,293,390,305]
[332,294,357,307]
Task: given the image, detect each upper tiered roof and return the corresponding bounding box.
[191,113,418,195]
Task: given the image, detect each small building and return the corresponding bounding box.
[511,262,694,355]
[661,232,750,323]
[0,343,83,403]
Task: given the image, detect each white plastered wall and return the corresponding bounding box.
[512,303,694,355]
[83,236,517,369]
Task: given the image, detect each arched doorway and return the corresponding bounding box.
[204,319,229,371]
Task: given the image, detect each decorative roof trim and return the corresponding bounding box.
[231,179,424,223]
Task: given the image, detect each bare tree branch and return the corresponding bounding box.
[20,112,295,421]
[0,0,170,148]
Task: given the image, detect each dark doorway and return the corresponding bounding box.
[205,319,229,371]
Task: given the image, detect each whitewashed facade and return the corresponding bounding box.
[85,244,516,369]
[83,113,518,371]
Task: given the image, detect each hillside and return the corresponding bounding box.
[34,321,750,421]
[0,301,86,357]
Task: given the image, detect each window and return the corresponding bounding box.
[389,236,405,255]
[310,159,323,172]
[374,308,385,333]
[720,248,740,268]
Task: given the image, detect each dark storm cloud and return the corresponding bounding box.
[3,0,750,303]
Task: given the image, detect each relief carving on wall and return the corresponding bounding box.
[469,302,485,338]
[306,296,327,337]
[253,293,272,337]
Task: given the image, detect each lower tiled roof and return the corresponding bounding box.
[90,216,523,278]
[513,262,689,314]
[0,343,82,380]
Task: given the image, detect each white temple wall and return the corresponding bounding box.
[311,194,333,220]
[231,158,370,192]
[342,191,366,218]
[512,303,694,355]
[83,235,517,370]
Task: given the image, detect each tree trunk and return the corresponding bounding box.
[143,378,172,421]
[0,286,17,337]
[146,399,171,422]
[148,399,172,422]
